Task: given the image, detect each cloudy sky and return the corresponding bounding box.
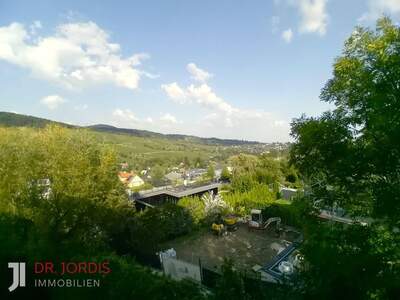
[1,0,399,142]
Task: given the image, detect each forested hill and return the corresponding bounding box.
[0,111,259,146]
[88,124,259,146]
[0,111,76,128]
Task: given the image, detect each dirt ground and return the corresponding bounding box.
[162,223,300,271]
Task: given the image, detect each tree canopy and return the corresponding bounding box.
[290,17,400,299]
[291,17,400,221]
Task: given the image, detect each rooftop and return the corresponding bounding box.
[133,182,221,200]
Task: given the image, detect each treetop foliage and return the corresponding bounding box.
[289,17,400,299]
[291,17,400,220]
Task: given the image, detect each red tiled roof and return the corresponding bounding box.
[118,171,133,179]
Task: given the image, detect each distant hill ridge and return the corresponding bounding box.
[0,111,260,146]
[0,111,76,129]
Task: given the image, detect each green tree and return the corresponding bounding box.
[290,18,400,298]
[220,166,231,181]
[230,174,257,193]
[213,259,299,300]
[214,260,249,300]
[178,196,205,225]
[128,203,193,255]
[206,164,215,180]
[183,156,190,168]
[291,17,400,220]
[0,126,133,253]
[194,156,205,168]
[224,184,275,215]
[229,154,259,175]
[0,126,208,299]
[295,222,400,300]
[151,164,165,186]
[257,155,283,184]
[228,154,287,192]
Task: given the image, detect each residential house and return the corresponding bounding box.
[165,171,183,184]
[118,171,145,188]
[187,168,207,181]
[128,175,145,188]
[279,187,298,201]
[118,171,132,184]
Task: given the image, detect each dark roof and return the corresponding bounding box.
[133,182,221,200]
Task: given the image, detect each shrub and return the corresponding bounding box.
[223,184,275,216]
[178,196,205,225]
[262,199,311,228]
[230,175,257,193]
[128,203,194,256]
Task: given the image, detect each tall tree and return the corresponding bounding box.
[206,164,215,180]
[290,18,400,299]
[0,125,133,252]
[291,17,400,220]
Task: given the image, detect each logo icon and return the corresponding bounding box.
[8,262,26,292]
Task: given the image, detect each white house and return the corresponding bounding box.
[118,171,145,188]
[127,175,145,188]
[279,187,298,200]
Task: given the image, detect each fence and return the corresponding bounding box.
[200,267,220,288]
[161,255,202,282]
[134,252,162,270]
[156,250,278,290]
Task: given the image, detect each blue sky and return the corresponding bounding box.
[1,0,399,142]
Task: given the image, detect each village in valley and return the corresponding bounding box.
[113,143,328,285]
[1,0,399,297]
[107,131,372,287]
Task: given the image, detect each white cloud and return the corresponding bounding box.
[281,28,293,43]
[186,63,213,82]
[360,0,400,22]
[160,113,179,124]
[111,109,182,132]
[112,109,138,122]
[40,95,66,110]
[295,0,328,35]
[0,21,150,91]
[29,20,42,35]
[161,65,290,141]
[274,0,329,36]
[186,83,235,116]
[161,82,188,103]
[129,53,150,66]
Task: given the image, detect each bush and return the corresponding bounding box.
[178,196,205,225]
[128,203,194,255]
[0,213,205,300]
[212,259,300,300]
[230,175,257,193]
[224,184,275,216]
[262,199,311,228]
[220,167,231,181]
